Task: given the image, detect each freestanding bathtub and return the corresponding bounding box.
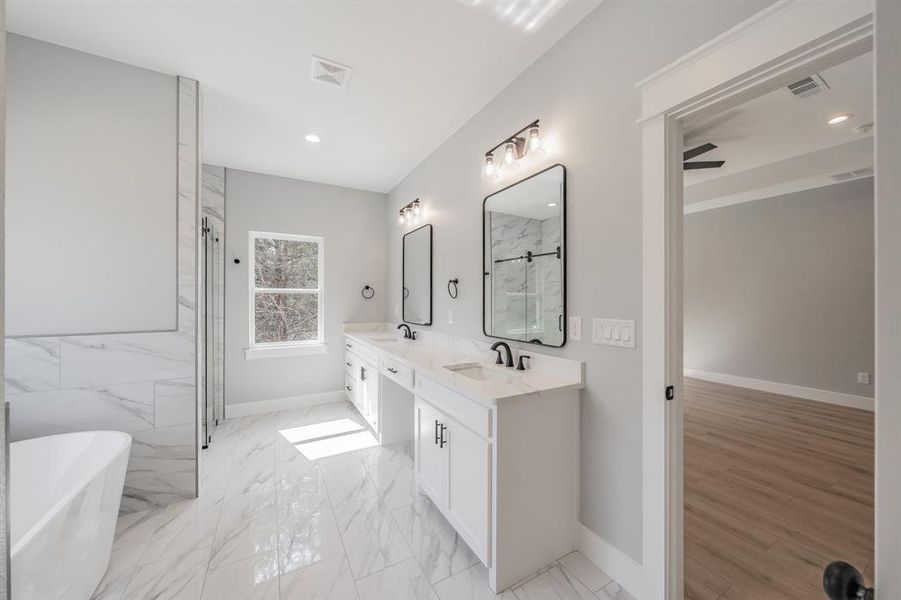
[11,431,132,600]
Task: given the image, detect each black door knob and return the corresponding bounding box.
[823,561,874,600]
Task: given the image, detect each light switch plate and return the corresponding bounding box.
[569,316,582,341]
[592,318,636,349]
[448,309,454,325]
[858,371,871,385]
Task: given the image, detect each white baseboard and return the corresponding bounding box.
[683,368,874,412]
[579,524,644,600]
[226,390,346,418]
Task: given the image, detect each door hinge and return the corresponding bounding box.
[665,385,674,401]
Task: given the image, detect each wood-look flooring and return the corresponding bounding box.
[684,378,874,600]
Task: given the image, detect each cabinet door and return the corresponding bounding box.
[445,418,491,565]
[363,363,379,433]
[360,361,379,431]
[415,399,446,506]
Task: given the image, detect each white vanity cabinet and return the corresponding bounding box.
[344,340,380,433]
[341,327,581,593]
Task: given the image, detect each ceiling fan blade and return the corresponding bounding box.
[684,160,725,170]
[683,142,718,161]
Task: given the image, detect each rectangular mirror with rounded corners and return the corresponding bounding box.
[403,223,433,326]
[483,164,566,347]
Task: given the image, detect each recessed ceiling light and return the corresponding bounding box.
[304,133,321,143]
[547,202,557,207]
[828,113,853,125]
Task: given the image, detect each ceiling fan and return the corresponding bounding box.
[683,142,725,170]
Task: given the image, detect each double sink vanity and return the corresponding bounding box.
[341,163,581,592]
[342,323,584,592]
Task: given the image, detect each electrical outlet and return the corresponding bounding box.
[592,318,636,348]
[858,372,871,385]
[569,316,582,341]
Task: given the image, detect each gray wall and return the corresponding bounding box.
[3,42,200,513]
[5,34,177,336]
[685,178,874,397]
[225,169,387,408]
[385,0,773,562]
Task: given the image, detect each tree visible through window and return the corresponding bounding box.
[250,232,324,346]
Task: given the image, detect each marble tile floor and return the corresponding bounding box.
[93,400,634,600]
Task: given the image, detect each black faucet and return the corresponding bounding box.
[397,323,416,340]
[490,341,514,368]
[516,355,531,371]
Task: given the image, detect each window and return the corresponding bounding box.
[247,231,324,358]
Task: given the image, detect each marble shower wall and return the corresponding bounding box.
[488,211,563,344]
[4,77,201,514]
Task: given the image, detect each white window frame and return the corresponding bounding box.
[245,231,326,359]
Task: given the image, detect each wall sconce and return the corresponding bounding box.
[397,198,423,226]
[482,119,544,182]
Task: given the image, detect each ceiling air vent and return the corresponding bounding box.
[831,167,874,182]
[786,74,830,99]
[310,56,352,89]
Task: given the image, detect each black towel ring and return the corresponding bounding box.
[447,278,459,299]
[361,285,375,300]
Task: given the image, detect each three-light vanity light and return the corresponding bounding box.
[397,198,422,226]
[482,119,545,182]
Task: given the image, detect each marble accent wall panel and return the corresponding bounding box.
[3,76,201,515]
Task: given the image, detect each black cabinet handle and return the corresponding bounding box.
[345,362,352,367]
[360,367,366,381]
[434,420,440,445]
[346,343,352,349]
[345,385,352,392]
[387,367,398,374]
[439,424,448,448]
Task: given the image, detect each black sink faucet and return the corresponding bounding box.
[490,341,514,368]
[397,323,415,340]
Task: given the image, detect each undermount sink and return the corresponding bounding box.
[371,336,403,343]
[443,362,508,382]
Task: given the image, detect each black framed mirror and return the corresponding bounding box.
[482,164,566,347]
[403,223,433,326]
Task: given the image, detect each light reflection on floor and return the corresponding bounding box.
[278,418,379,461]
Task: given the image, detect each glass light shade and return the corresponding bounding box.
[398,211,405,225]
[483,154,496,178]
[412,200,421,216]
[501,141,519,170]
[528,126,545,156]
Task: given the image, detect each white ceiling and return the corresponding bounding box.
[683,51,873,203]
[8,0,600,193]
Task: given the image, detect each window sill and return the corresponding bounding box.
[244,344,328,360]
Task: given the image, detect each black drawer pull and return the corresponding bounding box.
[345,362,352,367]
[434,420,440,445]
[387,367,398,374]
[439,424,448,448]
[346,343,352,349]
[345,385,352,392]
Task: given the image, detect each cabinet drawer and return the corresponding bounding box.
[344,374,356,405]
[381,355,413,390]
[344,351,359,379]
[416,376,491,439]
[344,337,378,364]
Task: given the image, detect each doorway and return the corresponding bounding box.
[636,2,887,598]
[680,50,875,598]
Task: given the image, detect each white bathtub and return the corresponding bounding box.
[11,431,132,600]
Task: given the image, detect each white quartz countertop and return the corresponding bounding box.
[343,328,584,406]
